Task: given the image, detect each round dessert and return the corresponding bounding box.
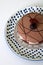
[17,13,43,44]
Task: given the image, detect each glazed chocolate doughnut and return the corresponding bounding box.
[17,13,43,44]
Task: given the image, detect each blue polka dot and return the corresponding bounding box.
[23,8,28,13]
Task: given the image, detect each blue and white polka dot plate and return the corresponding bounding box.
[6,6,43,60]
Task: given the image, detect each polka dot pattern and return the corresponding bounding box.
[6,7,43,60]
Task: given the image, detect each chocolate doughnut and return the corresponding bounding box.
[17,13,43,44]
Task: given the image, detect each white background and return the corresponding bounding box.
[0,0,43,65]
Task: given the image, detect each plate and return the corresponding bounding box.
[6,6,43,60]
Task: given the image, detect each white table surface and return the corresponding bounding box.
[0,0,43,65]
